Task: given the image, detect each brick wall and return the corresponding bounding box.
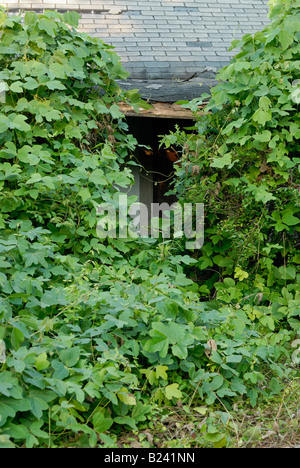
[1,0,271,79]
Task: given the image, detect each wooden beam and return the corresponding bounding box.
[119,101,198,119]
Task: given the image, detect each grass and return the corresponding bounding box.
[111,377,300,449]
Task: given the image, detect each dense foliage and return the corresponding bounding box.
[0,5,298,448]
[162,0,300,307]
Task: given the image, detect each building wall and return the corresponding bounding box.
[2,0,271,78]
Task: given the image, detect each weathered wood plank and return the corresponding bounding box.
[119,101,199,119]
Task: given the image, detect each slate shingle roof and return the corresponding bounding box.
[2,0,271,101]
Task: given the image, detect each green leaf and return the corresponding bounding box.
[24,60,47,77]
[247,184,276,204]
[49,63,66,79]
[204,431,225,443]
[247,389,258,407]
[5,422,28,440]
[212,90,228,107]
[89,169,106,186]
[27,397,49,419]
[261,316,275,331]
[259,96,272,111]
[210,375,224,391]
[35,352,50,371]
[59,347,80,367]
[7,357,25,373]
[45,80,66,90]
[38,18,57,37]
[93,411,113,433]
[132,402,152,422]
[42,176,55,190]
[40,288,67,308]
[144,335,169,358]
[11,328,24,351]
[282,210,299,226]
[155,365,168,380]
[0,117,10,133]
[279,30,294,50]
[64,11,80,27]
[252,108,272,126]
[0,402,17,426]
[165,383,182,400]
[171,343,188,359]
[114,416,137,431]
[234,267,249,282]
[30,421,48,439]
[117,388,137,406]
[52,361,69,380]
[10,82,23,93]
[226,354,243,363]
[293,254,300,264]
[78,187,91,202]
[26,173,42,184]
[109,104,123,120]
[254,130,272,142]
[10,115,31,132]
[278,266,296,280]
[0,381,13,397]
[24,11,38,26]
[211,152,232,169]
[151,322,187,344]
[23,78,39,90]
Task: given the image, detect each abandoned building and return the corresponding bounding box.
[2,0,271,207]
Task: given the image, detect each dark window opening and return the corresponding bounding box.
[125,116,194,209]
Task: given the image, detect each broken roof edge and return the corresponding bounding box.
[117,78,218,104]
